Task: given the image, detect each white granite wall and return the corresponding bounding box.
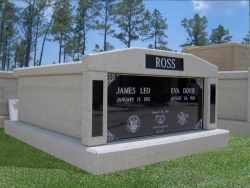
[0,72,18,127]
[18,74,83,138]
[218,70,250,122]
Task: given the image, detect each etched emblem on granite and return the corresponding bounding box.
[194,119,203,130]
[107,74,119,87]
[154,114,168,133]
[126,115,141,133]
[156,114,165,125]
[195,78,203,89]
[107,130,117,142]
[178,112,189,126]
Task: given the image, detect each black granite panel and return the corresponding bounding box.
[210,84,216,124]
[107,74,203,142]
[146,54,183,71]
[92,80,103,137]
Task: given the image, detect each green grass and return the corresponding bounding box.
[0,128,250,188]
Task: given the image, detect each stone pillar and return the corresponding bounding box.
[203,77,218,130]
[82,71,107,146]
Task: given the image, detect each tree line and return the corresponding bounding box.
[0,0,249,71]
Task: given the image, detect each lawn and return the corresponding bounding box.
[0,128,249,188]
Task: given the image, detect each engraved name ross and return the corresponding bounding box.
[155,57,176,69]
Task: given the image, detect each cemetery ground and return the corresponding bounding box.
[0,128,249,187]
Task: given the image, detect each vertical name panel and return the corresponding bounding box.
[92,80,103,137]
[210,84,216,124]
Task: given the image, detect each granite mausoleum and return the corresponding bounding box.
[5,48,229,175]
[182,43,249,71]
[0,72,18,127]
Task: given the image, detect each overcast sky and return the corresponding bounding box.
[13,0,249,65]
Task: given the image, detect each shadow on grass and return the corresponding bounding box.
[0,128,89,174]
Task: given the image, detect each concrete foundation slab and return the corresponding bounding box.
[218,119,250,136]
[5,120,229,175]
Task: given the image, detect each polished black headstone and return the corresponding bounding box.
[210,84,216,124]
[92,80,103,137]
[107,74,203,142]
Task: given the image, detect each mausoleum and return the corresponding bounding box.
[182,43,249,71]
[5,48,229,175]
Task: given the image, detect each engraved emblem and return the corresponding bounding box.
[156,114,165,125]
[195,78,203,89]
[126,115,141,133]
[178,112,189,126]
[107,74,119,87]
[194,119,203,130]
[107,130,116,142]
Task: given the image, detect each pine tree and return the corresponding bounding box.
[0,1,6,68]
[141,9,168,50]
[38,1,55,66]
[92,42,115,53]
[209,25,232,44]
[0,0,18,70]
[51,0,73,63]
[242,31,250,45]
[114,0,146,48]
[32,0,52,66]
[74,0,97,57]
[18,0,52,67]
[19,0,36,67]
[94,0,116,51]
[12,39,27,68]
[180,13,208,47]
